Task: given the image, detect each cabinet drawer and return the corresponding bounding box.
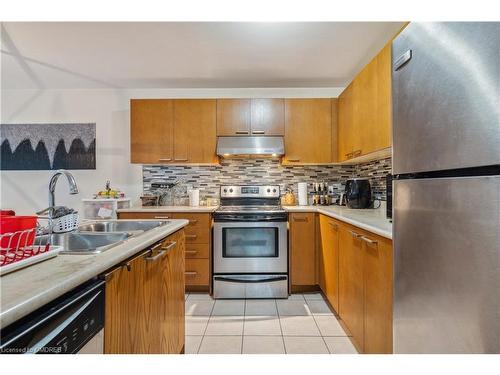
[185,243,209,259]
[185,259,210,286]
[172,213,210,243]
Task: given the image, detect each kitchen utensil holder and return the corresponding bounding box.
[51,212,80,233]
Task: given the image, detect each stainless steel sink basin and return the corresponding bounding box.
[35,232,132,254]
[77,220,168,233]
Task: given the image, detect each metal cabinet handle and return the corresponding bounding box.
[154,216,170,219]
[158,158,172,162]
[293,217,309,222]
[185,250,198,255]
[251,130,265,134]
[145,241,177,262]
[346,153,353,159]
[185,271,198,276]
[353,150,362,157]
[186,234,197,239]
[349,230,362,239]
[329,222,339,230]
[235,130,249,134]
[361,236,378,246]
[161,241,177,252]
[287,158,300,162]
[174,158,188,162]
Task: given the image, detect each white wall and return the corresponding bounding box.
[0,87,343,215]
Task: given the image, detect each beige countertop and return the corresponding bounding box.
[283,205,392,239]
[0,219,188,329]
[117,205,219,213]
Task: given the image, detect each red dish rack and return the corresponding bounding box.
[0,215,48,267]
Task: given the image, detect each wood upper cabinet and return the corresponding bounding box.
[338,224,365,351]
[216,98,285,136]
[131,99,174,164]
[318,214,340,313]
[337,42,392,162]
[173,99,218,163]
[131,99,217,164]
[104,230,185,354]
[289,212,316,288]
[250,98,285,135]
[283,99,333,164]
[216,99,251,136]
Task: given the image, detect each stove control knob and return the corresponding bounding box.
[223,188,227,193]
[272,189,276,193]
[229,188,233,193]
[267,188,271,193]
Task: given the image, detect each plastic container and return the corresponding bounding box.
[0,215,37,249]
[82,198,131,219]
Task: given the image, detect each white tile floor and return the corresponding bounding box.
[184,292,358,354]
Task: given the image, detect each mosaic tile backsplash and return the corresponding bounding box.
[143,157,392,201]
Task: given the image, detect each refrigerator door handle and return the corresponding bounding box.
[394,49,412,71]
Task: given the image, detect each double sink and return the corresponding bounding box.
[35,220,169,254]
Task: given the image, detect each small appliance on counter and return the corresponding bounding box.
[281,187,296,206]
[345,178,374,209]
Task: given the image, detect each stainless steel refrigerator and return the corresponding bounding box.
[392,22,500,353]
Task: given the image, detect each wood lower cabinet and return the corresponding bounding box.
[289,213,316,290]
[104,229,185,354]
[318,215,340,313]
[338,224,365,350]
[283,99,334,164]
[337,222,393,354]
[118,211,212,292]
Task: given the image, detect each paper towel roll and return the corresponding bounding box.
[188,189,200,206]
[298,183,308,206]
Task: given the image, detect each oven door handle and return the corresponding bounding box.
[214,275,287,283]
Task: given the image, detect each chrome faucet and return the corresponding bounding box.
[48,169,79,218]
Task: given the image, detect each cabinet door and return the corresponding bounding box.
[338,85,354,161]
[358,58,378,156]
[338,224,364,351]
[290,213,316,286]
[104,252,147,354]
[158,230,186,353]
[216,99,251,136]
[131,99,173,163]
[283,99,332,164]
[173,99,218,163]
[375,43,392,152]
[331,99,339,163]
[318,215,340,313]
[250,98,285,135]
[362,232,393,354]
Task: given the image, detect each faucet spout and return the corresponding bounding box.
[48,169,79,211]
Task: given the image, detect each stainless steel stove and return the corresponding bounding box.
[213,185,288,299]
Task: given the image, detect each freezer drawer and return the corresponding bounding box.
[392,22,500,174]
[393,176,500,353]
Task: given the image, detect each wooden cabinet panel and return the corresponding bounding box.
[338,83,354,161]
[159,230,185,353]
[290,213,316,286]
[184,243,210,259]
[283,99,333,164]
[250,98,285,135]
[185,259,210,285]
[375,43,392,152]
[131,99,173,164]
[338,224,365,351]
[173,99,217,163]
[318,215,340,313]
[358,59,379,156]
[104,229,185,354]
[331,99,339,163]
[216,99,251,136]
[363,232,393,354]
[172,212,211,244]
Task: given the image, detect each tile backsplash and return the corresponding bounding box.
[143,157,392,201]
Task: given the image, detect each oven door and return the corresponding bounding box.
[213,221,287,274]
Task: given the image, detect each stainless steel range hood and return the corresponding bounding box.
[216,136,284,157]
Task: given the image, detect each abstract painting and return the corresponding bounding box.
[0,123,96,170]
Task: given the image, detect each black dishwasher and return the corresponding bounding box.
[0,279,105,354]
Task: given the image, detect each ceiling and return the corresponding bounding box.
[1,22,404,90]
